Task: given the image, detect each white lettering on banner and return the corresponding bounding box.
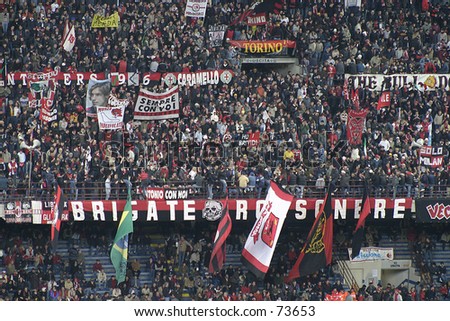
[183,200,196,221]
[335,199,347,219]
[92,201,105,221]
[131,201,138,221]
[235,200,247,220]
[354,199,362,219]
[167,200,178,221]
[147,201,158,221]
[147,189,164,200]
[294,200,307,220]
[77,74,84,85]
[315,200,324,217]
[177,71,220,87]
[393,199,406,219]
[64,74,70,85]
[374,199,386,219]
[420,157,444,166]
[112,201,117,221]
[7,70,233,87]
[71,202,85,221]
[248,15,266,25]
[35,198,411,222]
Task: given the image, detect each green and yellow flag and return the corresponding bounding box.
[110,189,134,283]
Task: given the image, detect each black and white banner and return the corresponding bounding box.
[419,146,444,168]
[134,86,180,120]
[144,187,192,200]
[208,25,227,47]
[345,74,450,92]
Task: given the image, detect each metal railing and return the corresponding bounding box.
[1,179,449,202]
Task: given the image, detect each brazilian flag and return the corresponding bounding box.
[110,189,134,283]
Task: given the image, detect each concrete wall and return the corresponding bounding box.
[347,259,420,288]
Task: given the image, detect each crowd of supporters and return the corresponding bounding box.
[0,222,449,301]
[0,0,449,200]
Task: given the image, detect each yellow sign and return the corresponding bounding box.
[91,12,119,28]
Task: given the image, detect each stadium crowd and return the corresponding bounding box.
[0,222,449,301]
[0,0,450,301]
[0,0,449,201]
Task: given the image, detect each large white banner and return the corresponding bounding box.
[185,0,208,18]
[97,102,127,131]
[348,247,394,262]
[134,86,180,120]
[241,182,294,278]
[345,74,450,92]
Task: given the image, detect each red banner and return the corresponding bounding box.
[347,109,368,146]
[227,40,296,54]
[4,70,232,87]
[161,69,233,87]
[377,91,391,110]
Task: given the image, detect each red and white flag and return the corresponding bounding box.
[241,182,294,279]
[62,21,76,52]
[377,91,391,110]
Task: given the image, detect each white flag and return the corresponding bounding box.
[241,182,294,278]
[185,0,208,18]
[63,25,76,52]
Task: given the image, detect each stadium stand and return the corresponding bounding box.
[0,0,450,301]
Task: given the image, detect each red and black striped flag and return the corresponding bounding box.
[209,198,232,273]
[286,188,333,282]
[51,185,65,249]
[351,184,371,259]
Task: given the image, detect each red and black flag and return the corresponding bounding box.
[286,188,333,282]
[253,0,284,14]
[230,0,284,26]
[351,184,371,259]
[209,198,232,273]
[51,185,65,249]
